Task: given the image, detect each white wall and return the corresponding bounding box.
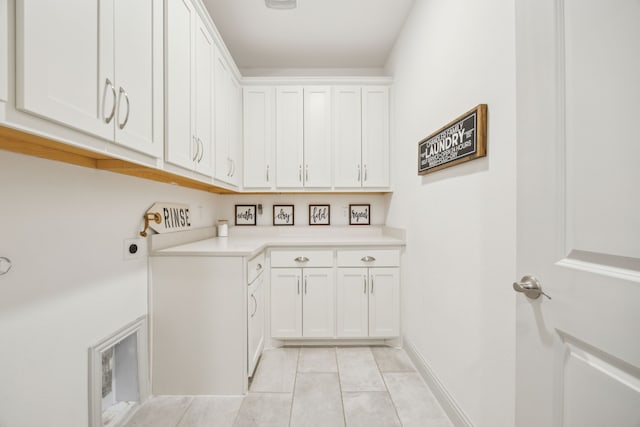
[385,0,516,426]
[0,151,219,427]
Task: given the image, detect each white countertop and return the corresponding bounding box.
[152,226,405,257]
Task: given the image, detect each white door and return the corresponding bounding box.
[248,272,264,377]
[112,0,162,157]
[16,0,111,140]
[164,0,195,170]
[303,87,332,188]
[336,268,368,337]
[515,1,640,426]
[333,86,362,188]
[302,268,335,338]
[193,16,215,177]
[368,268,399,338]
[214,49,231,182]
[227,77,242,186]
[270,268,302,338]
[361,86,390,188]
[243,87,274,189]
[276,87,304,188]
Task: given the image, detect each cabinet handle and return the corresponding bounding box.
[117,87,130,130]
[299,165,302,182]
[227,158,232,176]
[305,164,309,182]
[231,159,236,177]
[294,256,309,262]
[297,277,300,294]
[102,78,116,124]
[363,276,367,294]
[192,136,199,162]
[361,256,376,262]
[256,263,262,271]
[364,164,368,182]
[250,294,257,318]
[357,164,361,182]
[371,276,374,294]
[197,138,204,163]
[266,164,270,182]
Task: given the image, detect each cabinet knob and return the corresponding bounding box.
[361,256,376,262]
[294,256,309,262]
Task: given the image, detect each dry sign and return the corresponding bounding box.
[418,104,487,175]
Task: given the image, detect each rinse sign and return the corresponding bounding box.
[418,104,487,175]
[145,202,191,234]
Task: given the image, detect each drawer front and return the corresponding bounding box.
[336,249,400,267]
[270,250,334,268]
[247,252,266,284]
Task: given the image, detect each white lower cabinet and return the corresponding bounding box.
[270,248,400,341]
[270,267,335,338]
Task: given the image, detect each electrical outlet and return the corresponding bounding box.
[123,238,147,260]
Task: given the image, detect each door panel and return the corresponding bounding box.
[243,87,274,188]
[333,87,362,188]
[515,0,640,425]
[302,268,334,338]
[113,0,161,156]
[276,87,304,188]
[336,268,368,337]
[361,87,389,188]
[270,268,302,338]
[164,0,195,169]
[368,268,399,338]
[193,18,214,176]
[303,87,332,187]
[16,0,111,140]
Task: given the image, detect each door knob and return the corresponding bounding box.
[513,275,551,300]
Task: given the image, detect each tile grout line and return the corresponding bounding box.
[372,347,405,427]
[288,347,301,427]
[335,346,348,427]
[173,396,195,427]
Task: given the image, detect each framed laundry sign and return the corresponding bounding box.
[349,204,370,225]
[418,104,487,175]
[273,205,295,226]
[235,205,257,226]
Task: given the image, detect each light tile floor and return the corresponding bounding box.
[124,346,453,427]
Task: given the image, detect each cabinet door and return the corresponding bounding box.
[112,0,163,157]
[303,87,332,188]
[333,87,362,188]
[248,273,265,376]
[362,87,390,188]
[193,16,215,176]
[16,0,111,140]
[336,268,369,338]
[243,87,274,189]
[164,0,196,170]
[227,77,242,186]
[368,268,399,337]
[214,49,230,181]
[276,87,304,188]
[271,268,302,338]
[302,268,335,338]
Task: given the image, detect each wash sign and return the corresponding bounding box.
[418,104,487,175]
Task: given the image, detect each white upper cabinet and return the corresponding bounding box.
[214,48,241,186]
[275,86,332,189]
[333,87,363,188]
[17,0,163,158]
[243,87,275,189]
[275,87,304,188]
[165,0,214,176]
[303,87,332,188]
[362,86,390,188]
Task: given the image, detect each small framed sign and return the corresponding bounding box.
[273,205,295,226]
[349,204,370,225]
[418,104,487,175]
[309,204,330,226]
[235,205,257,226]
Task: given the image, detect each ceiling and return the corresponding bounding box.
[203,0,416,71]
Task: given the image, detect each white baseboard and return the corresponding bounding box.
[403,336,474,427]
